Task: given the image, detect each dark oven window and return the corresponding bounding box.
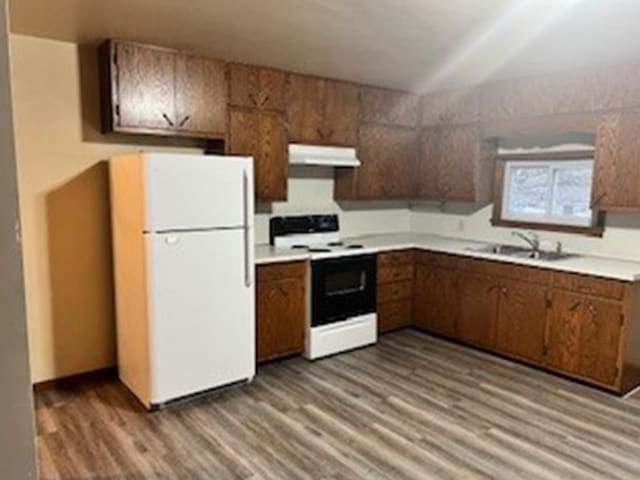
[324,271,366,297]
[312,254,376,327]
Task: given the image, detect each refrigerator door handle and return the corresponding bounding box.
[243,169,253,288]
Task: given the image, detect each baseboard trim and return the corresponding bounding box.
[33,366,118,393]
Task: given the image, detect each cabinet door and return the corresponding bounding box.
[458,273,499,348]
[495,279,548,363]
[356,125,416,199]
[114,42,176,131]
[438,125,479,202]
[579,298,622,385]
[175,55,226,137]
[593,111,640,210]
[361,87,420,127]
[287,75,325,144]
[414,128,441,199]
[257,278,305,362]
[228,108,288,202]
[228,64,287,111]
[546,291,583,375]
[257,111,288,201]
[414,265,458,337]
[322,79,360,146]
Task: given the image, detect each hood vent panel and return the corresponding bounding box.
[288,144,360,167]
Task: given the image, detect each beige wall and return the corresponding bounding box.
[0,2,36,478]
[411,204,640,262]
[10,34,410,383]
[11,34,205,383]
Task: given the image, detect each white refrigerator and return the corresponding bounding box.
[110,152,255,409]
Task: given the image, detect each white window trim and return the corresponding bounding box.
[501,158,595,228]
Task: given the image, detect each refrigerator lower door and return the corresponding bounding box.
[146,229,255,405]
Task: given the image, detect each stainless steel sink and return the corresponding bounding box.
[466,244,579,262]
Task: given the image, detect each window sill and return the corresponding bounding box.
[490,216,605,237]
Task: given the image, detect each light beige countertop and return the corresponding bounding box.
[256,233,640,282]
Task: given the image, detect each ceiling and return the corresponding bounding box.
[9,0,640,92]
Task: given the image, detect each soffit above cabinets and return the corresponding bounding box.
[10,0,640,91]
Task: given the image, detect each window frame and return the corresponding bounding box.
[491,151,605,237]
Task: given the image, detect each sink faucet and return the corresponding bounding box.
[512,231,540,252]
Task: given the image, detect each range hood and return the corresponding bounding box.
[288,144,360,167]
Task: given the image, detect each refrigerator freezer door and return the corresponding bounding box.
[146,229,255,405]
[144,153,254,232]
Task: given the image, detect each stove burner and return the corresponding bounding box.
[308,248,332,253]
[291,245,309,250]
[347,244,364,249]
[328,241,344,247]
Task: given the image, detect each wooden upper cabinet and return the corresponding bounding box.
[228,63,287,111]
[108,41,176,132]
[592,110,640,211]
[422,88,479,126]
[495,279,548,363]
[361,87,420,127]
[100,40,226,138]
[415,125,495,203]
[352,125,417,200]
[175,54,226,136]
[228,108,288,202]
[287,74,359,146]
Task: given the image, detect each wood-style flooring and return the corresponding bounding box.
[35,329,640,480]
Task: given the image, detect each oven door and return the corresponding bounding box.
[311,254,377,327]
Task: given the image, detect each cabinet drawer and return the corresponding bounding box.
[378,300,413,332]
[457,257,551,285]
[552,272,626,300]
[377,280,413,303]
[415,251,459,269]
[257,262,307,282]
[378,265,414,284]
[377,250,414,267]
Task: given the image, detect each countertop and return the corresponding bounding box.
[255,233,640,282]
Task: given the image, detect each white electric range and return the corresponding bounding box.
[270,215,378,359]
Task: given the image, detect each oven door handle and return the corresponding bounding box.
[326,286,366,297]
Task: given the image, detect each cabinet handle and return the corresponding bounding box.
[179,115,191,127]
[260,94,270,108]
[488,284,499,293]
[587,303,598,317]
[316,128,326,140]
[278,285,289,298]
[162,113,175,127]
[325,129,334,139]
[249,93,259,107]
[501,287,508,297]
[569,301,582,312]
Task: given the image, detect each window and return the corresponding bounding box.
[494,157,603,234]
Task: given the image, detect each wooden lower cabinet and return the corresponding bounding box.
[458,273,499,349]
[256,262,306,362]
[546,291,623,386]
[413,264,458,337]
[377,250,414,333]
[495,279,548,363]
[411,251,634,393]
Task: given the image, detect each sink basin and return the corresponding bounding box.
[466,244,579,262]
